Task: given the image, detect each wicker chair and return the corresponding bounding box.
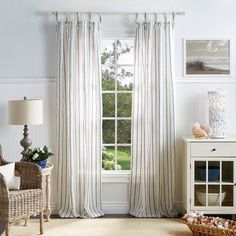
[0,145,43,236]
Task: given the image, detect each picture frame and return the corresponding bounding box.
[183,39,232,77]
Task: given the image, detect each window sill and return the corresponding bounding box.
[102,171,130,183]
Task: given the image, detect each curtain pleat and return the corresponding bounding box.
[129,14,177,218]
[56,15,104,218]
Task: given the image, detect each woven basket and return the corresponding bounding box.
[185,221,236,236]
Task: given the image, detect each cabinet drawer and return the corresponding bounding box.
[191,143,236,156]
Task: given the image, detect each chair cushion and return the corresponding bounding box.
[9,189,42,221]
[0,163,15,185]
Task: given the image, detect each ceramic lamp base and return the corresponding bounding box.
[20,125,32,157]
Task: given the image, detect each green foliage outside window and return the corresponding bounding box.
[102,40,133,171]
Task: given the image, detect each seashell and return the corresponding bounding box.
[224,221,229,229]
[198,211,204,217]
[189,212,197,218]
[192,122,212,139]
[187,218,194,224]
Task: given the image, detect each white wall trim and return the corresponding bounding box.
[1,77,236,84]
[175,79,236,83]
[0,77,56,84]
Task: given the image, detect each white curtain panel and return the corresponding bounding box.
[56,14,104,218]
[129,14,177,217]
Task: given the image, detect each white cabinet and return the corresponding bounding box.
[183,138,236,214]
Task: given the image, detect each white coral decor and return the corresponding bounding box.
[208,90,226,138]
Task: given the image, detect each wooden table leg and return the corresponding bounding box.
[41,163,53,222]
[24,216,30,226]
[5,222,9,236]
[44,174,51,222]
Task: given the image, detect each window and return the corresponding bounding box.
[101,39,134,171]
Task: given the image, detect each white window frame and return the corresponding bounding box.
[101,36,134,174]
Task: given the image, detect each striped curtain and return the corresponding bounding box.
[56,14,104,218]
[129,14,177,217]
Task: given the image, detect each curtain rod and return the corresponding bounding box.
[47,11,185,16]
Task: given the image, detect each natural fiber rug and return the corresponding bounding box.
[10,218,191,236]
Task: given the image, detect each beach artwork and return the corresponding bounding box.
[185,40,231,76]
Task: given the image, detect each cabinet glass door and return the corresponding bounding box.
[192,159,235,208]
[222,161,234,207]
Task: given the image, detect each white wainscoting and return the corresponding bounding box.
[1,78,236,215]
[102,172,130,214]
[0,78,58,210]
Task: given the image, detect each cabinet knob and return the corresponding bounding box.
[211,148,216,152]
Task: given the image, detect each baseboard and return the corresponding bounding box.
[102,202,129,214]
[50,201,183,216]
[50,202,129,215]
[50,203,59,215]
[174,201,184,215]
[0,77,56,84]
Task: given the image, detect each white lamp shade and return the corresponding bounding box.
[8,99,43,125]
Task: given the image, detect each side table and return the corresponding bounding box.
[41,163,53,222]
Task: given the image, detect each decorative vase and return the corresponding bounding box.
[37,160,47,169]
[208,90,226,139]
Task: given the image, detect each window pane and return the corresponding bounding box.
[117,120,131,143]
[117,146,131,170]
[102,146,115,170]
[208,161,220,182]
[117,40,134,65]
[103,120,115,144]
[101,40,116,66]
[195,161,206,182]
[102,66,115,91]
[103,93,115,117]
[117,66,133,91]
[208,185,220,206]
[195,185,206,206]
[117,93,132,117]
[222,185,233,206]
[222,161,233,183]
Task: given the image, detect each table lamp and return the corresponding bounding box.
[8,97,43,157]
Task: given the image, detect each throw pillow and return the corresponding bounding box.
[0,163,21,189]
[0,162,15,185]
[8,176,21,190]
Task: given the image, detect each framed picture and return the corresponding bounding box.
[184,39,231,77]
